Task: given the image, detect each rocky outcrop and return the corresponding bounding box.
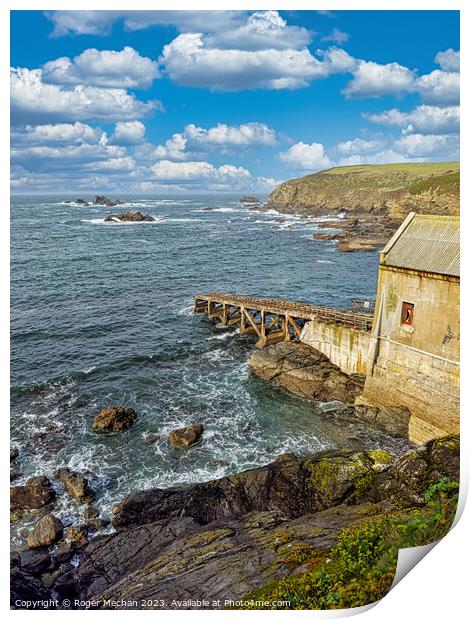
[247,342,364,403]
[92,195,124,207]
[240,195,262,204]
[27,515,63,549]
[10,436,459,608]
[10,476,55,511]
[169,424,204,448]
[75,198,88,205]
[104,210,155,222]
[354,403,411,438]
[313,216,401,253]
[92,407,136,433]
[55,468,94,503]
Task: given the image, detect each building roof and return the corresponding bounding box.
[381,213,460,277]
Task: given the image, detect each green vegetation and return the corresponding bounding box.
[241,477,458,610]
[409,171,460,196]
[324,162,459,176]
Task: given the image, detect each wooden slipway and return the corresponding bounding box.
[194,292,373,349]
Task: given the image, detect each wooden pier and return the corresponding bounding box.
[194,292,373,348]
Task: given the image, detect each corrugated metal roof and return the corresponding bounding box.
[381,213,460,277]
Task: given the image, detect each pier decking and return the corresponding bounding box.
[194,292,373,348]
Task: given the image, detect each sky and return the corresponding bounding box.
[10,10,460,194]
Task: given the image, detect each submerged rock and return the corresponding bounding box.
[168,424,204,449]
[10,476,55,511]
[248,342,364,403]
[10,447,19,462]
[104,210,155,223]
[55,468,94,503]
[27,514,63,549]
[92,195,124,207]
[20,549,53,574]
[92,407,136,433]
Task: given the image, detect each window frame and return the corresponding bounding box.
[401,301,414,326]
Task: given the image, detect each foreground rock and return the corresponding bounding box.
[168,424,204,449]
[55,468,94,503]
[27,515,63,549]
[10,447,19,462]
[10,477,55,511]
[248,342,364,403]
[92,407,136,433]
[25,435,457,607]
[92,195,124,207]
[104,210,155,223]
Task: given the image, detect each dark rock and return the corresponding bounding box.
[10,476,55,511]
[104,210,155,222]
[85,518,109,531]
[83,506,99,520]
[27,514,63,549]
[92,195,124,207]
[169,424,204,449]
[354,404,411,438]
[10,567,52,607]
[55,468,94,503]
[10,447,19,462]
[247,342,365,403]
[92,407,136,433]
[143,433,159,445]
[75,198,88,205]
[52,541,74,564]
[240,195,261,204]
[20,549,53,574]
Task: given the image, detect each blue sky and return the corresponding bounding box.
[10,10,460,193]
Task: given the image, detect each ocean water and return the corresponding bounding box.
[10,195,408,547]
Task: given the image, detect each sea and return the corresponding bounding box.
[10,194,410,547]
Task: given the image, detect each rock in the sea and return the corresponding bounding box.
[92,407,136,433]
[168,424,204,449]
[104,210,155,223]
[10,447,19,462]
[27,514,63,549]
[75,198,88,205]
[354,403,411,438]
[92,195,124,207]
[247,342,364,403]
[55,468,94,503]
[239,195,261,204]
[10,476,55,511]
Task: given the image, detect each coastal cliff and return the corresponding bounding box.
[268,162,460,218]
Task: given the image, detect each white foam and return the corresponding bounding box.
[81,218,163,225]
[316,259,335,264]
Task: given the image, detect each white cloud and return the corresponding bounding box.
[205,11,312,51]
[10,122,105,146]
[42,47,159,89]
[161,33,355,91]
[151,160,250,181]
[435,48,460,72]
[111,121,146,145]
[338,149,418,166]
[45,10,245,36]
[394,133,459,158]
[414,70,459,106]
[337,138,383,154]
[278,142,332,171]
[10,142,127,169]
[321,28,349,44]
[11,67,160,124]
[364,105,460,135]
[343,60,416,99]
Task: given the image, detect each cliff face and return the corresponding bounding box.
[268,162,460,218]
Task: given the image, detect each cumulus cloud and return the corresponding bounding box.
[151,160,250,181]
[337,149,416,166]
[337,138,383,154]
[45,10,245,37]
[136,122,277,162]
[435,48,460,72]
[278,142,332,171]
[394,133,459,158]
[111,121,146,145]
[343,60,416,99]
[11,67,160,124]
[364,105,460,135]
[321,28,349,44]
[161,32,355,91]
[42,47,159,89]
[414,70,459,106]
[10,122,105,146]
[10,142,127,170]
[205,11,312,51]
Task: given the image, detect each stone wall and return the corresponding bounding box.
[301,320,371,376]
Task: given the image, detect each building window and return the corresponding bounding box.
[401,302,414,326]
